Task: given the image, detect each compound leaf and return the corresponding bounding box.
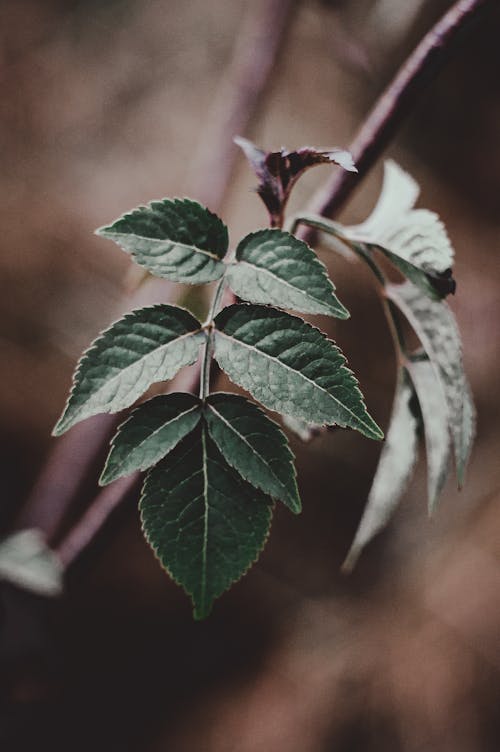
[344,160,455,298]
[343,370,419,570]
[387,281,475,485]
[97,198,228,284]
[407,358,451,513]
[100,392,202,485]
[205,392,301,513]
[53,305,205,435]
[226,229,349,319]
[140,423,273,619]
[213,304,382,440]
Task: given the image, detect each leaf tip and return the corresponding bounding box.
[341,546,360,573]
[51,417,67,437]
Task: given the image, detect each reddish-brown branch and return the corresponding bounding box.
[300,0,492,233]
[27,0,493,570]
[15,0,296,552]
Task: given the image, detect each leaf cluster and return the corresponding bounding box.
[53,143,381,617]
[52,145,474,616]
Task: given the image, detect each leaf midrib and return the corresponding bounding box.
[102,230,223,262]
[215,330,377,436]
[232,259,342,313]
[75,330,203,417]
[206,403,290,503]
[110,404,201,474]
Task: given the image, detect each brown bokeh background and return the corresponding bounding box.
[1,1,500,750]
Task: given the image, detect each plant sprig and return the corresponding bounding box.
[52,142,474,616]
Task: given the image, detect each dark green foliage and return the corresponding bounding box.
[53,147,474,614]
[140,423,273,619]
[213,304,382,439]
[97,198,228,283]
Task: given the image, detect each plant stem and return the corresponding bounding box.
[15,0,294,546]
[33,0,492,569]
[200,277,227,400]
[299,0,492,238]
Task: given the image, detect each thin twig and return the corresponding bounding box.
[37,0,492,568]
[16,0,296,557]
[300,0,492,235]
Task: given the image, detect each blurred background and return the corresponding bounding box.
[1,0,499,750]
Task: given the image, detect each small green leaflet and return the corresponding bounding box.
[53,305,205,435]
[226,229,349,318]
[407,358,451,513]
[387,281,475,485]
[343,371,419,571]
[343,160,455,298]
[140,423,273,619]
[100,393,202,485]
[97,198,228,284]
[204,393,301,513]
[213,304,382,440]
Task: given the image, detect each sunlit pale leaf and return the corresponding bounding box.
[343,371,419,570]
[387,281,475,485]
[0,529,63,597]
[344,160,455,298]
[407,358,451,512]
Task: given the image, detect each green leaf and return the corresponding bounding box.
[140,423,273,619]
[0,529,63,597]
[407,358,451,513]
[387,281,475,485]
[343,160,455,298]
[204,392,301,513]
[100,392,202,485]
[213,304,383,440]
[97,198,228,284]
[53,305,205,435]
[226,229,349,318]
[343,371,419,571]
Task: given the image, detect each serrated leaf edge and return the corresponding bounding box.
[229,228,349,319]
[214,306,383,440]
[99,396,202,485]
[53,304,204,436]
[204,396,301,514]
[139,423,274,619]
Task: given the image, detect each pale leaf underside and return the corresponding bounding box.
[407,358,451,512]
[140,423,273,619]
[0,529,63,597]
[344,160,455,298]
[387,281,475,484]
[213,304,383,440]
[343,371,419,570]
